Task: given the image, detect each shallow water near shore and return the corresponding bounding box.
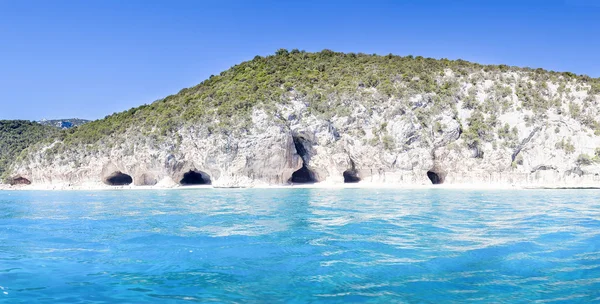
[1,189,600,303]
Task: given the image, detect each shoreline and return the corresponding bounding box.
[1,182,599,191]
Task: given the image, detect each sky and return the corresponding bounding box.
[1,0,599,121]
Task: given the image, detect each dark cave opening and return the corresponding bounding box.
[290,165,317,184]
[180,170,211,185]
[343,170,360,183]
[104,172,133,186]
[10,177,31,185]
[427,171,444,185]
[289,135,317,184]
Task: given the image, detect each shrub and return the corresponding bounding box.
[555,138,576,154]
[275,48,289,56]
[382,135,395,150]
[576,154,593,166]
[569,102,581,119]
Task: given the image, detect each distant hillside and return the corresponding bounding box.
[0,120,60,180]
[38,118,91,129]
[6,50,600,187]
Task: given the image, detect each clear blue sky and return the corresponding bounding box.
[1,0,599,120]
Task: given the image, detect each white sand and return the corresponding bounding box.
[1,181,597,191]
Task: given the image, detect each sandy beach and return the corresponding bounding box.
[2,181,599,191]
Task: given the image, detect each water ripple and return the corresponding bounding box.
[1,189,600,302]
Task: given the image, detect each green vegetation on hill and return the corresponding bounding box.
[56,49,600,148]
[6,50,600,177]
[0,120,60,180]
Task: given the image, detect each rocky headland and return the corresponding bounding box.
[2,50,600,189]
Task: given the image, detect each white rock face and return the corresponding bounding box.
[8,71,600,188]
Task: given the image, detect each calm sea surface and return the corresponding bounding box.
[1,189,600,303]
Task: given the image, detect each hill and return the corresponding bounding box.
[0,120,60,182]
[5,50,600,187]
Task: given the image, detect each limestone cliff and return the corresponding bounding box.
[6,50,600,188]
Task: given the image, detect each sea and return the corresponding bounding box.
[1,188,599,303]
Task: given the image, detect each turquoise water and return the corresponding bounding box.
[1,189,600,303]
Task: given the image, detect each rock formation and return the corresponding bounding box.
[5,50,600,188]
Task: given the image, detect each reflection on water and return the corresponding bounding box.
[1,189,600,302]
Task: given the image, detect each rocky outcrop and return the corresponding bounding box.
[10,104,600,188]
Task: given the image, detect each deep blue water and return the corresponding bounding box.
[1,189,600,303]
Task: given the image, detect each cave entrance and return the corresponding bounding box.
[289,135,317,184]
[10,177,31,186]
[180,170,211,186]
[343,159,360,183]
[343,170,360,183]
[427,171,444,185]
[104,172,133,186]
[290,165,317,184]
